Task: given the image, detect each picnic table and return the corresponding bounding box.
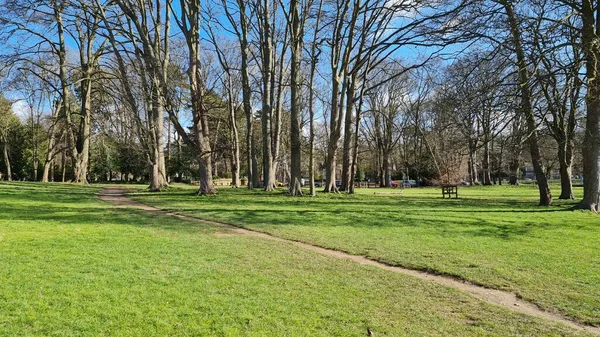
[441,184,458,199]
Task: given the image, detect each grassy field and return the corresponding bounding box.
[132,183,600,327]
[0,182,593,336]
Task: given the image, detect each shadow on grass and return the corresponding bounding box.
[0,184,218,235]
[156,207,567,241]
[0,181,100,194]
[137,188,578,211]
[1,203,220,236]
[0,182,582,243]
[125,187,589,242]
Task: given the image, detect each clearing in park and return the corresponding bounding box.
[0,182,598,336]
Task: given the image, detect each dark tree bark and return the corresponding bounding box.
[341,78,356,192]
[257,0,276,191]
[172,0,216,195]
[501,0,551,205]
[306,0,323,196]
[2,141,10,181]
[558,143,574,199]
[468,139,478,185]
[42,100,61,183]
[288,0,303,196]
[575,0,600,211]
[71,7,103,184]
[103,0,170,192]
[228,78,241,188]
[323,0,358,193]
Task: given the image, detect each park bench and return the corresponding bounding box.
[441,184,458,199]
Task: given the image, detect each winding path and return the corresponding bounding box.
[98,187,600,336]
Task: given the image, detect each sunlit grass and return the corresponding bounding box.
[132,183,600,326]
[0,181,591,336]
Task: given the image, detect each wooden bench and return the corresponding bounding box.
[441,185,458,199]
[191,179,232,186]
[357,182,379,188]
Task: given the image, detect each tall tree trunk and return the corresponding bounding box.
[288,0,302,196]
[324,73,343,192]
[73,74,92,184]
[468,140,478,185]
[579,100,600,210]
[262,102,273,190]
[167,117,171,183]
[176,133,182,180]
[502,0,551,205]
[33,156,38,181]
[3,141,11,181]
[32,117,38,181]
[323,0,356,192]
[378,157,384,187]
[307,0,323,196]
[148,89,168,192]
[246,107,255,189]
[495,140,504,186]
[324,146,337,191]
[260,0,275,191]
[577,0,600,211]
[374,110,384,187]
[190,62,215,195]
[164,0,215,195]
[228,78,240,188]
[196,141,215,195]
[42,159,52,183]
[558,138,574,200]
[42,101,60,183]
[349,100,364,194]
[270,27,287,192]
[382,152,391,187]
[341,79,356,192]
[324,73,348,192]
[55,4,76,183]
[308,103,316,196]
[61,148,66,183]
[73,113,91,183]
[150,160,162,191]
[230,0,254,189]
[252,140,259,187]
[482,139,491,185]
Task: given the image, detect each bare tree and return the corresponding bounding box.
[12,64,50,181]
[221,0,258,189]
[282,0,313,195]
[364,67,409,187]
[67,0,106,183]
[500,0,552,205]
[532,15,582,199]
[0,95,17,180]
[571,0,600,211]
[168,0,217,194]
[99,0,171,191]
[306,0,324,196]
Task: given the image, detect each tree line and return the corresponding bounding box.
[0,0,599,210]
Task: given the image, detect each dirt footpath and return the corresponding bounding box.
[98,187,600,336]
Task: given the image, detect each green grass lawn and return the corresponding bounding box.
[131,183,600,327]
[0,182,592,336]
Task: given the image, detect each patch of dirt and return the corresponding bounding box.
[98,187,600,336]
[213,231,239,238]
[98,188,159,211]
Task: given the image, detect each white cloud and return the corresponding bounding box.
[11,100,29,122]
